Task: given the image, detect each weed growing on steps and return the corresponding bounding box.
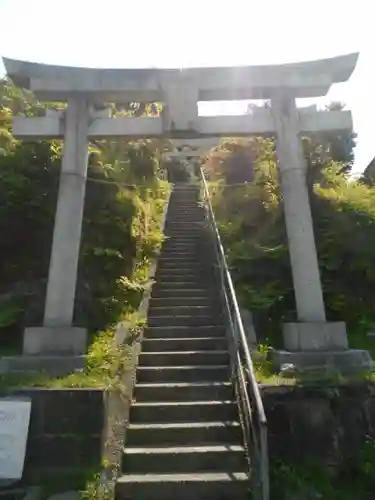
[81,464,116,500]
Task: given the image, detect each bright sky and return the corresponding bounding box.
[0,0,373,173]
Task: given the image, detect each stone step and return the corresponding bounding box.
[168,203,201,207]
[167,209,204,213]
[166,217,203,222]
[161,241,201,247]
[157,257,205,264]
[170,187,199,191]
[130,400,237,424]
[158,252,198,258]
[136,365,228,383]
[156,259,203,266]
[170,191,200,194]
[168,210,201,213]
[166,220,202,225]
[156,262,203,269]
[155,272,214,282]
[157,253,198,259]
[160,248,198,255]
[156,263,203,271]
[126,421,241,447]
[141,336,228,352]
[161,240,199,247]
[154,278,206,287]
[154,273,205,282]
[165,226,202,231]
[164,224,206,231]
[168,211,202,215]
[158,252,199,259]
[166,221,202,226]
[170,199,201,202]
[171,185,199,188]
[167,211,202,215]
[166,217,202,223]
[122,445,246,474]
[171,184,199,188]
[168,213,201,216]
[148,315,222,327]
[156,266,204,273]
[150,288,212,299]
[134,381,233,402]
[151,284,212,294]
[168,209,201,214]
[144,326,226,338]
[147,305,216,317]
[169,199,200,203]
[169,192,200,195]
[169,196,200,200]
[165,234,203,240]
[164,237,204,242]
[165,228,203,233]
[170,192,200,195]
[149,297,214,308]
[139,350,229,366]
[169,195,200,198]
[168,212,202,216]
[168,199,201,204]
[163,241,201,247]
[163,234,199,239]
[165,232,201,237]
[168,214,202,217]
[166,224,202,229]
[157,255,205,262]
[164,237,201,243]
[159,250,198,257]
[115,472,249,500]
[169,207,201,210]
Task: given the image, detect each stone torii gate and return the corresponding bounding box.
[164,139,218,180]
[3,53,371,371]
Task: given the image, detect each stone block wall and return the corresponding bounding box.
[260,382,375,468]
[3,388,106,478]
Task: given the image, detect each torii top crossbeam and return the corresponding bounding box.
[3,53,358,101]
[2,54,359,140]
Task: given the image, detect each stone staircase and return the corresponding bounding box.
[115,184,249,499]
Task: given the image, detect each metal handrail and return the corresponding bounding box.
[199,169,269,500]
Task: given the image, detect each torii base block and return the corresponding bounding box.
[0,326,87,377]
[273,321,373,374]
[23,326,87,356]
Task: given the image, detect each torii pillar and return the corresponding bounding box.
[24,98,91,355]
[270,92,372,371]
